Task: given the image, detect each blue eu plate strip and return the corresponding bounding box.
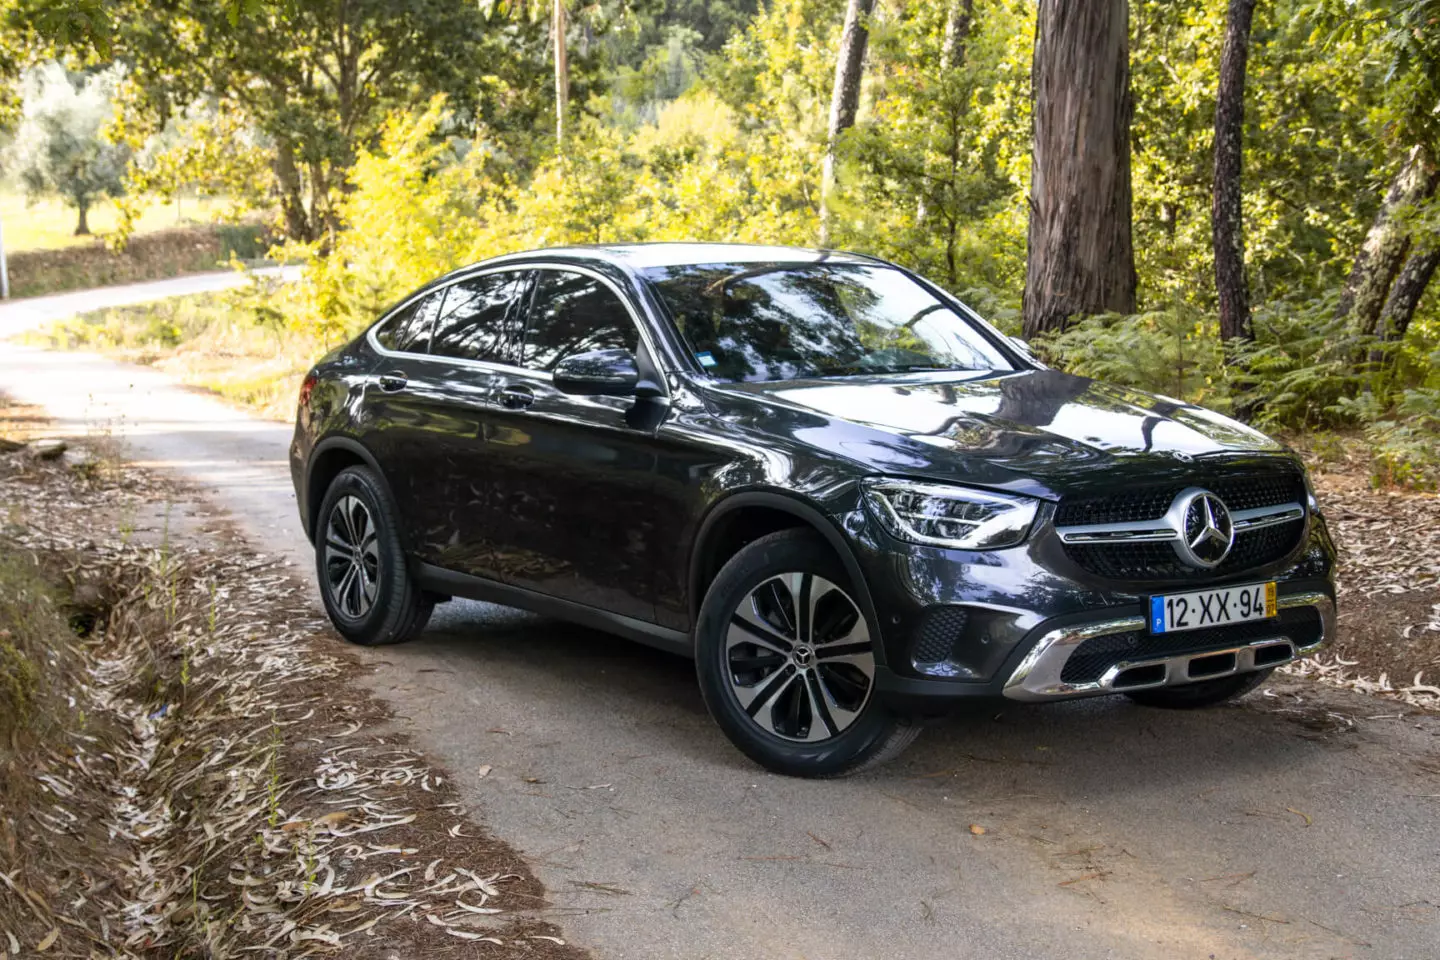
[1150,596,1166,633]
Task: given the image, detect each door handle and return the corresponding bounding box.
[377,371,408,393]
[500,384,535,409]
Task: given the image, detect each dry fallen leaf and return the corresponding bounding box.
[476,764,492,779]
[969,824,986,836]
[35,929,59,952]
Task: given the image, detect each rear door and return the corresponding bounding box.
[359,270,526,573]
[482,267,663,620]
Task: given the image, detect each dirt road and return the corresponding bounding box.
[2,282,1437,959]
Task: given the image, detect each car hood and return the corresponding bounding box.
[709,369,1292,500]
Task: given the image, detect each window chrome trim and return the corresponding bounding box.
[1001,590,1334,702]
[364,261,670,397]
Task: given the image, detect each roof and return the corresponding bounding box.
[480,242,881,271]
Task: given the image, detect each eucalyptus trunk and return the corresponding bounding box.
[1336,144,1439,335]
[819,0,876,247]
[1022,0,1136,339]
[1377,244,1440,343]
[554,0,569,148]
[1211,0,1257,344]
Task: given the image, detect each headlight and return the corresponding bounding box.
[861,479,1039,550]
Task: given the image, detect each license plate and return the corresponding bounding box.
[1150,582,1276,634]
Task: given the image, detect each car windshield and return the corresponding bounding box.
[640,261,1014,383]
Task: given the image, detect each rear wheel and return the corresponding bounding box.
[1123,668,1273,709]
[315,465,433,646]
[695,529,919,777]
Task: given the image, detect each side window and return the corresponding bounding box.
[431,272,521,364]
[374,291,444,354]
[519,270,640,372]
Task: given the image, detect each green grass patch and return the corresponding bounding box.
[0,188,226,253]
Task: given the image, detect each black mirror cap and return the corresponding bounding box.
[554,348,643,397]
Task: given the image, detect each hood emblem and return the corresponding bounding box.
[1173,490,1234,569]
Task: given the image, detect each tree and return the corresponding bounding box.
[28,0,545,244]
[1211,0,1257,344]
[819,0,875,246]
[4,63,129,235]
[1022,0,1136,338]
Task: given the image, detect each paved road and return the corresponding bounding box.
[3,282,1438,959]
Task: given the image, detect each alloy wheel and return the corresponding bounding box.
[324,495,380,618]
[725,573,876,742]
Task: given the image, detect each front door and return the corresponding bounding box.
[481,267,663,622]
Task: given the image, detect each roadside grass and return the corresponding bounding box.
[24,287,329,420]
[0,188,223,252]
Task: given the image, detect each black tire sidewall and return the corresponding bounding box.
[314,465,419,646]
[695,530,901,777]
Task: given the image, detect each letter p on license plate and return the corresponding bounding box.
[1150,582,1277,634]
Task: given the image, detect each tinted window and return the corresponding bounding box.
[520,270,640,372]
[431,272,521,363]
[641,262,1013,383]
[374,290,445,354]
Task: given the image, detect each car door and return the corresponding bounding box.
[482,266,663,622]
[360,270,525,572]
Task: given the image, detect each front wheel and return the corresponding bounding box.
[1124,668,1273,709]
[694,530,919,777]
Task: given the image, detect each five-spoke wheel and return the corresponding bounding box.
[696,529,920,777]
[314,465,434,646]
[726,573,875,742]
[324,495,381,619]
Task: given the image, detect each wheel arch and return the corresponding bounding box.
[304,437,402,546]
[687,491,887,666]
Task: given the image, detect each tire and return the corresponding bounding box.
[694,529,919,778]
[1123,668,1273,709]
[314,465,433,646]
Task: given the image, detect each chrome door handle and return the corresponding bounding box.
[500,384,535,409]
[377,371,408,393]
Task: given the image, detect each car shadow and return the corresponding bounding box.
[409,598,1363,799]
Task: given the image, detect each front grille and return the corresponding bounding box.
[1057,468,1307,582]
[1060,606,1322,684]
[911,607,968,664]
[1064,518,1304,580]
[1054,471,1303,527]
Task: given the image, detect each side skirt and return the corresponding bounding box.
[412,562,694,659]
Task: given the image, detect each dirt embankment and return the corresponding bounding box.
[0,404,586,958]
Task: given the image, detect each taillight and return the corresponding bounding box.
[298,371,319,410]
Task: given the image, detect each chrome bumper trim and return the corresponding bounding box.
[1001,590,1334,702]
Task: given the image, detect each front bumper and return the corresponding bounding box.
[843,503,1338,713]
[1000,590,1333,701]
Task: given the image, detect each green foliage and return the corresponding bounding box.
[3,63,130,234]
[1334,388,1440,490]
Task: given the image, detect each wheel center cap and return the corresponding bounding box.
[792,644,815,667]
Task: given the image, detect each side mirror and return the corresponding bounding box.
[554,348,661,398]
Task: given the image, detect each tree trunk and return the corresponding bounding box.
[1022,0,1137,339]
[819,0,876,247]
[554,0,569,148]
[1336,144,1439,335]
[1211,0,1256,344]
[73,200,91,236]
[1377,243,1440,343]
[918,0,974,225]
[273,139,315,243]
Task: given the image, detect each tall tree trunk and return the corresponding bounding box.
[73,199,90,236]
[1212,0,1256,344]
[819,0,876,247]
[554,0,569,148]
[918,0,974,225]
[1336,144,1439,335]
[273,139,314,243]
[1377,243,1440,343]
[1022,0,1137,339]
